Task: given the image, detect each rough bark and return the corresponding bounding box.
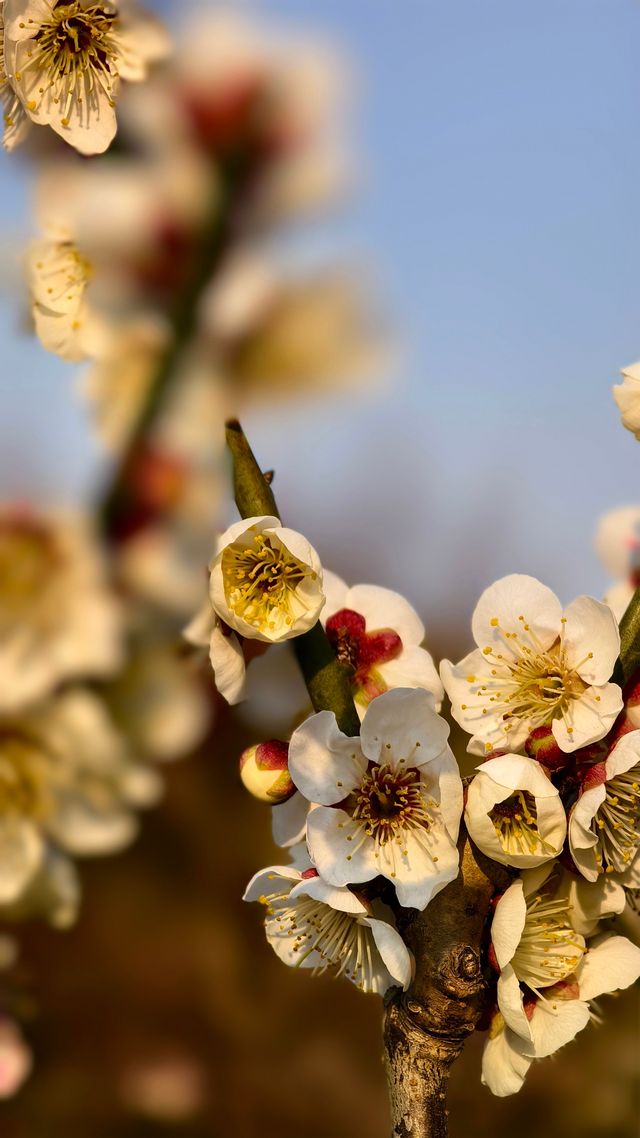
[383,833,511,1137]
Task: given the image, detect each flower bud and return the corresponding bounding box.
[524,726,567,772]
[239,740,295,804]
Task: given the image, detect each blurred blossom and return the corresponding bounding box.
[27,235,105,362]
[0,689,160,916]
[0,505,123,712]
[595,505,640,621]
[119,1053,207,1121]
[202,258,383,408]
[103,623,212,763]
[3,0,169,155]
[613,361,640,442]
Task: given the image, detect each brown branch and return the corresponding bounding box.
[384,833,510,1137]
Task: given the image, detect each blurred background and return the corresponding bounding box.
[0,1,638,1135]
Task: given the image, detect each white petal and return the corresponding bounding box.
[288,711,365,805]
[561,596,620,685]
[577,935,640,1000]
[367,917,413,990]
[290,875,367,914]
[183,599,216,647]
[491,880,526,969]
[209,624,246,704]
[378,646,444,707]
[525,998,590,1058]
[320,570,349,619]
[552,683,623,753]
[481,1024,532,1097]
[497,966,533,1042]
[243,865,300,903]
[46,794,137,856]
[472,575,562,653]
[380,824,459,910]
[271,791,308,848]
[359,688,449,769]
[306,807,378,885]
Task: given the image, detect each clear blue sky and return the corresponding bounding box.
[1,0,638,640]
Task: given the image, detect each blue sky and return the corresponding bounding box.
[1,0,638,637]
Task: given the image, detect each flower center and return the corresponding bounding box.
[351,763,434,847]
[510,893,585,994]
[0,734,48,819]
[259,887,377,991]
[490,790,555,858]
[325,608,402,707]
[465,617,592,744]
[221,534,316,634]
[593,764,640,874]
[23,2,120,123]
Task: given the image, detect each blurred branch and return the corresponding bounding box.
[225,419,360,737]
[612,585,640,689]
[99,154,248,536]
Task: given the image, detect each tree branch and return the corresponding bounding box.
[384,836,510,1137]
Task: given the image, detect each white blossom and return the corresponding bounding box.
[244,858,412,995]
[0,2,27,149]
[320,570,443,719]
[441,574,622,755]
[482,931,640,1096]
[0,506,123,713]
[489,873,586,1046]
[569,730,640,881]
[288,688,462,910]
[209,515,324,644]
[4,0,169,155]
[465,754,566,868]
[613,361,640,441]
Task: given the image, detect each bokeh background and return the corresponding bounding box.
[1,1,639,1135]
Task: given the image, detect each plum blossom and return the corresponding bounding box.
[0,506,122,713]
[489,871,586,1046]
[613,361,640,441]
[465,754,566,869]
[0,689,160,911]
[288,688,462,910]
[3,0,169,155]
[209,515,324,644]
[482,930,640,1096]
[441,574,622,755]
[244,855,412,994]
[595,505,640,621]
[569,730,640,881]
[320,570,443,718]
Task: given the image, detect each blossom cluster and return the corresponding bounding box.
[228,533,640,1094]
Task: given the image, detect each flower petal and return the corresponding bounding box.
[359,688,449,769]
[577,934,640,1001]
[561,596,620,685]
[366,918,413,990]
[472,575,562,653]
[306,806,378,885]
[289,711,366,805]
